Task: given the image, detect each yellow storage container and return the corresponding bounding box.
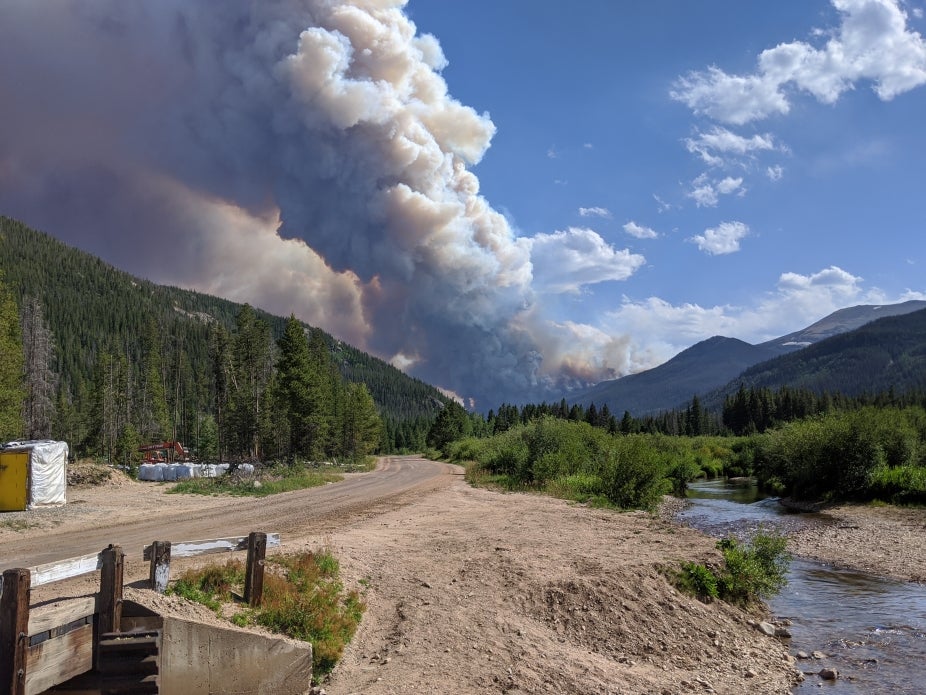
[0,450,30,511]
[0,441,68,511]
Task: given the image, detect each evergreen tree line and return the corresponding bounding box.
[721,383,926,436]
[1,265,383,464]
[476,384,926,443]
[482,397,724,439]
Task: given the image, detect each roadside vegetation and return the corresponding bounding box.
[168,549,365,679]
[167,458,375,497]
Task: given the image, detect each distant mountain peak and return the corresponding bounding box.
[567,300,926,416]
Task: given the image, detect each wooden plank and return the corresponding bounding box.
[24,623,93,695]
[143,532,280,560]
[27,553,104,589]
[27,597,96,637]
[1,568,30,695]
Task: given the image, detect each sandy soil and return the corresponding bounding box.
[3,461,806,694]
[786,503,926,583]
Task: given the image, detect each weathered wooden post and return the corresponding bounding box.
[98,545,124,651]
[244,531,267,607]
[148,541,172,593]
[0,568,30,695]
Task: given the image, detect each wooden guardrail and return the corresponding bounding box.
[0,531,278,695]
[0,545,124,695]
[143,532,280,607]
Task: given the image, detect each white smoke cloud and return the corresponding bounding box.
[0,0,644,407]
[671,0,926,124]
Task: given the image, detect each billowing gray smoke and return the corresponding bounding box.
[0,0,638,407]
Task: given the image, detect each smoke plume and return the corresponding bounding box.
[0,0,642,406]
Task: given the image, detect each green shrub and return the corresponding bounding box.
[546,472,604,502]
[869,465,926,505]
[716,532,790,605]
[597,436,670,511]
[679,561,719,600]
[674,531,790,606]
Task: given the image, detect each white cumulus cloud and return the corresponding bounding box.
[623,221,659,239]
[579,206,613,219]
[689,221,750,255]
[671,0,926,124]
[599,264,916,366]
[687,174,744,207]
[685,126,777,165]
[529,227,646,294]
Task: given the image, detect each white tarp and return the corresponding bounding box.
[1,440,68,508]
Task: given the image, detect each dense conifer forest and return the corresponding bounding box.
[0,216,446,459]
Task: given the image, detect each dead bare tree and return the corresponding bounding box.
[20,296,58,439]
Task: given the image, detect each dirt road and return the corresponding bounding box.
[0,456,456,569]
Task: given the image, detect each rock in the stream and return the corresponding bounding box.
[757,621,777,637]
[819,667,839,680]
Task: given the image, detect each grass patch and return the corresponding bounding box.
[0,518,37,532]
[168,462,345,497]
[168,549,364,680]
[674,530,791,607]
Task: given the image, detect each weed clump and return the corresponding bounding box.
[168,549,364,679]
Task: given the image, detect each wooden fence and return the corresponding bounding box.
[143,532,281,606]
[0,531,278,695]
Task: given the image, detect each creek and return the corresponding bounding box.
[679,479,926,693]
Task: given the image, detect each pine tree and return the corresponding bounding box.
[228,306,273,459]
[339,382,383,462]
[274,316,315,460]
[138,319,170,442]
[0,272,24,440]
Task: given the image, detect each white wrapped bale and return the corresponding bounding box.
[175,464,195,480]
[138,463,159,481]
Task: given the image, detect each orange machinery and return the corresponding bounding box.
[138,441,190,464]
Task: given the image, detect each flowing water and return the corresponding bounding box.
[679,480,926,693]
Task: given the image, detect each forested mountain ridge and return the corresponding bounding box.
[0,216,446,444]
[569,336,789,416]
[758,300,926,351]
[705,307,926,407]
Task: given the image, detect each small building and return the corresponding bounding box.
[0,439,69,511]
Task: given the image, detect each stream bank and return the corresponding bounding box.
[679,480,926,693]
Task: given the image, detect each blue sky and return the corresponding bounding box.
[0,0,924,406]
[406,0,926,349]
